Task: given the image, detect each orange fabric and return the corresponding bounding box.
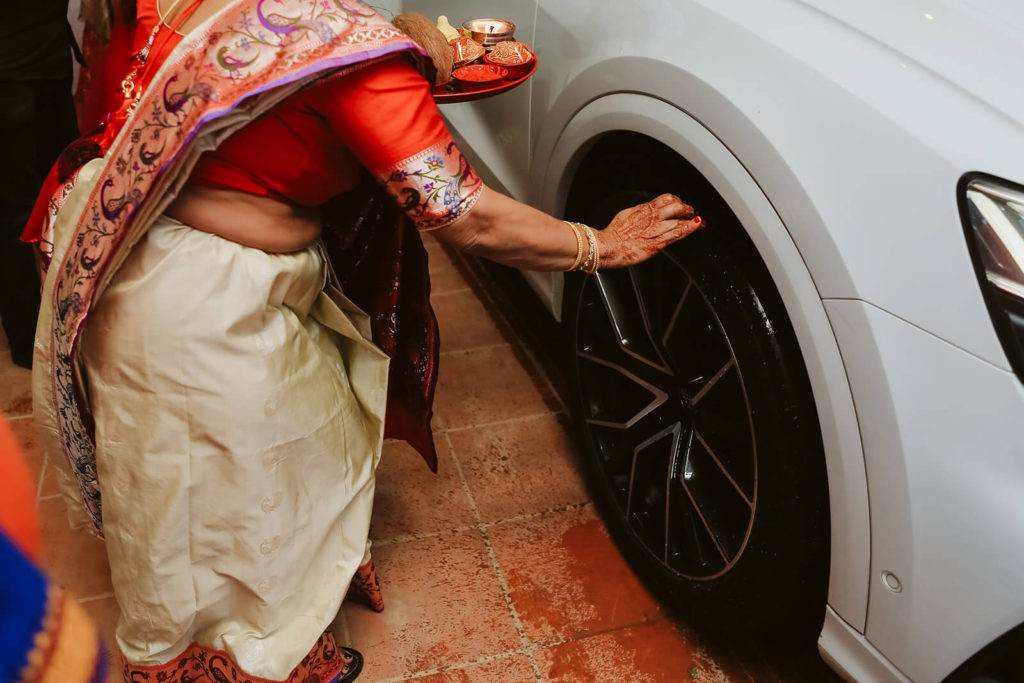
[190,56,449,206]
[0,415,41,562]
[316,56,449,171]
[74,1,138,133]
[33,591,106,683]
[121,631,348,682]
[134,0,161,43]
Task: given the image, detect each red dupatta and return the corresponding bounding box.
[29,0,439,537]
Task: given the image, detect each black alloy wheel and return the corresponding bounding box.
[563,134,829,635]
[574,253,757,582]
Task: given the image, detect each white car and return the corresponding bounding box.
[391,1,1024,680]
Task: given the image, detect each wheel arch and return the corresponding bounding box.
[533,89,872,632]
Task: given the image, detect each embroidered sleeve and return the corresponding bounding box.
[375,136,483,231]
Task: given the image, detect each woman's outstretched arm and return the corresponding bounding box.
[429,185,704,271]
[321,57,702,268]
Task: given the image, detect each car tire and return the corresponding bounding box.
[563,134,830,636]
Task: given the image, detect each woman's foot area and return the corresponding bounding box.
[346,558,386,613]
[334,647,364,682]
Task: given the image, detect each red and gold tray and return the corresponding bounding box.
[432,57,538,104]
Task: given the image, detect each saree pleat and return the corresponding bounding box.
[80,216,388,677]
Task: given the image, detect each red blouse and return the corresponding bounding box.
[133,1,481,229]
[190,57,450,206]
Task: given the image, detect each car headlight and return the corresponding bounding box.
[959,174,1024,382]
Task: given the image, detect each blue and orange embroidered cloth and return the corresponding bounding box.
[0,415,109,683]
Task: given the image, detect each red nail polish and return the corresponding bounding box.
[693,216,702,225]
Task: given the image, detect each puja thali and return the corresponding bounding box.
[432,58,538,103]
[429,16,539,103]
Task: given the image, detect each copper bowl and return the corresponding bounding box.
[462,19,515,49]
[483,41,535,79]
[450,35,485,68]
[452,64,509,91]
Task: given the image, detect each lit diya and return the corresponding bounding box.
[452,63,509,91]
[462,18,515,49]
[483,41,535,78]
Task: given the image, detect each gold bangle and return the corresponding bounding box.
[564,220,585,271]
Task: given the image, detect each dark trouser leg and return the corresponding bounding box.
[0,78,78,368]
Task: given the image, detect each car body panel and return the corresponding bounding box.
[820,607,912,683]
[526,0,1021,368]
[798,0,1024,127]
[825,299,1024,682]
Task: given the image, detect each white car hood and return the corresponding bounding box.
[797,0,1024,127]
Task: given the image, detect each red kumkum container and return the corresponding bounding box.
[452,64,509,91]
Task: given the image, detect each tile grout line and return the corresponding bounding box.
[370,526,473,548]
[521,343,567,415]
[376,613,673,682]
[370,650,523,683]
[443,430,545,683]
[526,614,671,651]
[429,286,474,297]
[369,588,665,682]
[501,323,568,416]
[446,249,568,415]
[370,502,594,548]
[482,502,593,531]
[431,250,565,430]
[436,410,567,436]
[438,342,512,358]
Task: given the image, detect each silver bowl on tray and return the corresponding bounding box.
[462,19,516,49]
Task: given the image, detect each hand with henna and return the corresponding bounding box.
[430,187,704,273]
[595,194,704,268]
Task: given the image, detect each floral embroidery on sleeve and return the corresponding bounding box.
[377,137,483,230]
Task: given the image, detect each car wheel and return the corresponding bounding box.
[563,135,829,635]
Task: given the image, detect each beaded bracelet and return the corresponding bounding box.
[580,224,600,274]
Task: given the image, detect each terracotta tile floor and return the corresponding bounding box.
[2,236,839,681]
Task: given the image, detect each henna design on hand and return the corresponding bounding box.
[598,193,704,268]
